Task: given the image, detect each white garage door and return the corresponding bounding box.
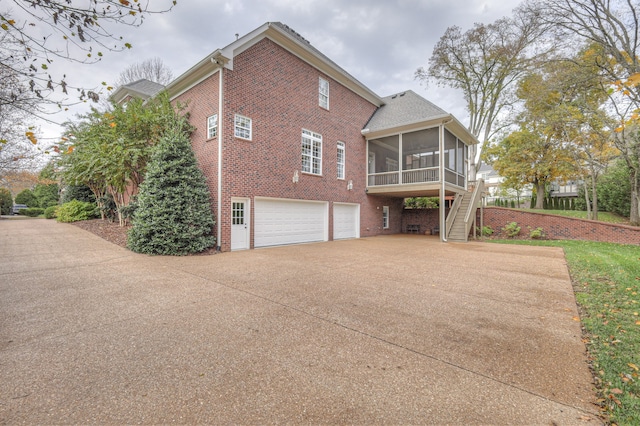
[333,203,359,240]
[254,198,328,248]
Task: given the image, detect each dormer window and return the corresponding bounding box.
[319,77,329,109]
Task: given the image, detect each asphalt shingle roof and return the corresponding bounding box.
[121,79,165,98]
[364,90,449,132]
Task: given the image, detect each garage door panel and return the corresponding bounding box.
[255,198,327,248]
[333,203,359,240]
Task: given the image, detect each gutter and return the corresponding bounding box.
[217,65,223,251]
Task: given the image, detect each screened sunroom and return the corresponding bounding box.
[366,126,468,194]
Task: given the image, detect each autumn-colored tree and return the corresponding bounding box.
[485,129,572,209]
[57,93,184,225]
[532,0,640,224]
[417,4,553,177]
[0,0,177,151]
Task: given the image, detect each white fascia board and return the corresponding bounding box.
[445,116,480,146]
[166,49,225,100]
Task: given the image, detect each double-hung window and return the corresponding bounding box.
[319,77,329,109]
[207,114,218,139]
[382,206,389,229]
[234,114,252,140]
[302,129,322,175]
[337,141,345,179]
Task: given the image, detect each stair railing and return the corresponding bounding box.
[462,178,485,238]
[446,193,463,236]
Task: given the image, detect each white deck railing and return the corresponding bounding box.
[368,167,439,186]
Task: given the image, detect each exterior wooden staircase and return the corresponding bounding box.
[445,179,484,242]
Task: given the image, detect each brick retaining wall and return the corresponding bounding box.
[482,207,640,245]
[401,207,640,245]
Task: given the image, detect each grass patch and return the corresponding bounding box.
[492,239,640,424]
[525,209,630,224]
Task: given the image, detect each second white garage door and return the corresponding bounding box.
[254,198,328,248]
[333,203,359,240]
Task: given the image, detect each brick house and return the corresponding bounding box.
[117,22,481,251]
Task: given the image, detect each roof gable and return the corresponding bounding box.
[166,22,383,106]
[110,79,165,104]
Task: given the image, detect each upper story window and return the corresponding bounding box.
[207,114,218,139]
[319,77,329,109]
[302,129,322,175]
[337,141,345,180]
[234,114,252,140]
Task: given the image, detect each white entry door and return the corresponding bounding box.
[231,198,249,250]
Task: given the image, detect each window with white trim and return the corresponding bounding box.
[302,129,322,175]
[234,114,252,140]
[207,114,217,139]
[382,206,389,229]
[319,77,329,109]
[337,141,345,179]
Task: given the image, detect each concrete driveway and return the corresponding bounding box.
[1,219,600,424]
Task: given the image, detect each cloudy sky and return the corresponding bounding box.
[33,0,518,141]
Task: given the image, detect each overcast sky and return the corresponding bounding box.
[36,0,519,142]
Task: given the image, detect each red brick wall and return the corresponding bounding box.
[402,208,446,235]
[176,37,403,250]
[174,72,220,215]
[482,207,640,245]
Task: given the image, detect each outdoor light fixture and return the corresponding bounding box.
[293,170,299,183]
[347,180,353,190]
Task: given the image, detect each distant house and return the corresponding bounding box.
[115,22,482,250]
[549,179,581,199]
[478,164,532,205]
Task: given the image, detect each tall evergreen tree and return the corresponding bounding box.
[128,120,215,255]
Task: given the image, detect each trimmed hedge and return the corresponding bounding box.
[44,205,58,219]
[18,208,45,217]
[56,200,98,223]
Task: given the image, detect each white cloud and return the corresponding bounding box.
[29,0,518,141]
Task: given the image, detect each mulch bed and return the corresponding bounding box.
[71,219,218,255]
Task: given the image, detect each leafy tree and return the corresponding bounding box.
[128,120,215,255]
[404,197,438,209]
[417,5,553,177]
[485,129,572,209]
[1,0,177,101]
[533,0,640,224]
[598,159,632,218]
[0,187,12,214]
[486,45,614,210]
[57,93,179,225]
[15,188,38,207]
[60,185,96,204]
[539,44,617,220]
[33,183,59,208]
[0,0,177,148]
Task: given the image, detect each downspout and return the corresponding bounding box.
[217,67,223,251]
[439,123,447,242]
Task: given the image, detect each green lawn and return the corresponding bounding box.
[493,239,640,425]
[525,209,630,224]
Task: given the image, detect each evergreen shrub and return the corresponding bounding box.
[128,122,215,255]
[56,200,98,222]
